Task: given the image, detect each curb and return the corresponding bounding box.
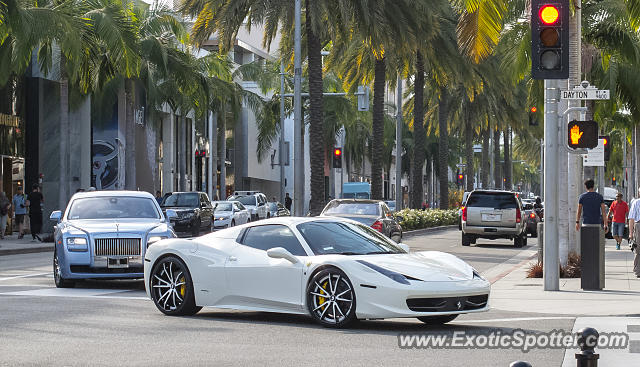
[403,225,457,237]
[0,245,54,256]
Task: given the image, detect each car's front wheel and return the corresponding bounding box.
[150,256,201,316]
[53,250,75,288]
[417,314,458,325]
[307,268,356,328]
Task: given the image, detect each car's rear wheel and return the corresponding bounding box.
[150,256,201,316]
[307,268,356,328]
[462,233,472,246]
[53,250,75,288]
[417,314,458,325]
[514,233,526,248]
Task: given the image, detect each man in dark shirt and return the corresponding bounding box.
[27,183,44,242]
[284,193,292,211]
[575,179,608,232]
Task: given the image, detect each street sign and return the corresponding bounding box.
[473,144,482,153]
[561,81,610,100]
[561,89,610,100]
[567,120,598,149]
[583,139,605,167]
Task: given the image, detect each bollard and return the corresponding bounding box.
[575,327,599,367]
[510,361,532,367]
[537,222,544,263]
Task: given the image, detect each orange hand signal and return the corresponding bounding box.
[570,125,583,145]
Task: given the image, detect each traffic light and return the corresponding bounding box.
[567,120,598,149]
[612,176,616,186]
[529,107,539,126]
[332,147,343,168]
[457,172,464,187]
[531,0,569,79]
[600,136,611,161]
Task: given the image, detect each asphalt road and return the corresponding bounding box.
[0,229,574,366]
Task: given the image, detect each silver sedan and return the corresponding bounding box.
[212,201,251,229]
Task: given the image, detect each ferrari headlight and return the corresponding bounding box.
[357,260,410,285]
[66,237,88,252]
[147,236,167,246]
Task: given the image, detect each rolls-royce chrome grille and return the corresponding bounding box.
[94,238,141,256]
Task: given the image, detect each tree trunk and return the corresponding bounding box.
[438,88,449,209]
[411,51,425,209]
[124,78,136,190]
[371,57,386,200]
[493,128,501,187]
[220,106,226,199]
[481,127,490,188]
[465,118,474,192]
[306,0,325,216]
[503,128,511,190]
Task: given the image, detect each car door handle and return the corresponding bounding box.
[228,256,238,262]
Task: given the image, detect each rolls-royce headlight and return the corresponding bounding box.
[147,236,168,246]
[215,216,230,221]
[66,237,88,252]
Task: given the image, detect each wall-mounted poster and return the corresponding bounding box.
[92,103,124,190]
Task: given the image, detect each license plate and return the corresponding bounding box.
[108,258,129,268]
[482,213,501,222]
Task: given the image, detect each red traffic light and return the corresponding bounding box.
[603,138,608,145]
[458,174,464,180]
[334,148,342,156]
[539,5,559,25]
[530,107,537,113]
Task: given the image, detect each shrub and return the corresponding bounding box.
[526,252,581,279]
[394,208,460,231]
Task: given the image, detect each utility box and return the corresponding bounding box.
[580,225,605,290]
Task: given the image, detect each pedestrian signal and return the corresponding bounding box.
[567,120,598,149]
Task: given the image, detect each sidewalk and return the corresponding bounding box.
[0,233,54,256]
[490,241,640,316]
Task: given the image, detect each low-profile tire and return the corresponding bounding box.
[462,233,472,246]
[307,268,356,328]
[191,220,201,237]
[53,250,75,288]
[417,314,458,325]
[150,256,202,316]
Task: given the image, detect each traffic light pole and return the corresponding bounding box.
[293,0,303,216]
[544,79,561,291]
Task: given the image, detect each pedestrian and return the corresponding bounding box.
[12,186,27,239]
[272,196,276,203]
[284,193,292,211]
[26,183,44,242]
[575,179,608,233]
[155,190,163,206]
[627,187,640,278]
[534,197,543,209]
[607,192,629,250]
[0,192,10,240]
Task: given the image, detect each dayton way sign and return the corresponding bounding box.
[561,81,610,100]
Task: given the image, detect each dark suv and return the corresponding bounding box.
[161,192,214,237]
[461,190,527,247]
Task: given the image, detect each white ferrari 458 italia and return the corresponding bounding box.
[144,217,490,328]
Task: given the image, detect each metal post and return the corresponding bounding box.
[293,0,303,216]
[280,62,286,204]
[575,327,600,367]
[540,139,544,198]
[544,79,560,291]
[395,74,403,211]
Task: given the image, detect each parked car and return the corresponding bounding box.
[384,200,397,212]
[461,190,527,247]
[144,217,490,327]
[49,190,176,288]
[212,201,250,229]
[161,192,214,237]
[227,191,269,221]
[521,202,540,238]
[320,199,403,242]
[267,201,290,217]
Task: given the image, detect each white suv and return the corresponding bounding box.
[227,191,269,221]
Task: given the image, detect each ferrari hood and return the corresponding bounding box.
[355,251,474,282]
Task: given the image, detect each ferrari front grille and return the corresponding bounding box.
[94,238,141,256]
[406,294,488,312]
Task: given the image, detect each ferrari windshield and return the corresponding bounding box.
[297,221,404,255]
[67,197,160,220]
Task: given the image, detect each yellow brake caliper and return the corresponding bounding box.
[318,281,328,310]
[179,276,186,297]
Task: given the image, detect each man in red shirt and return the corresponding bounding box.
[608,193,629,250]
